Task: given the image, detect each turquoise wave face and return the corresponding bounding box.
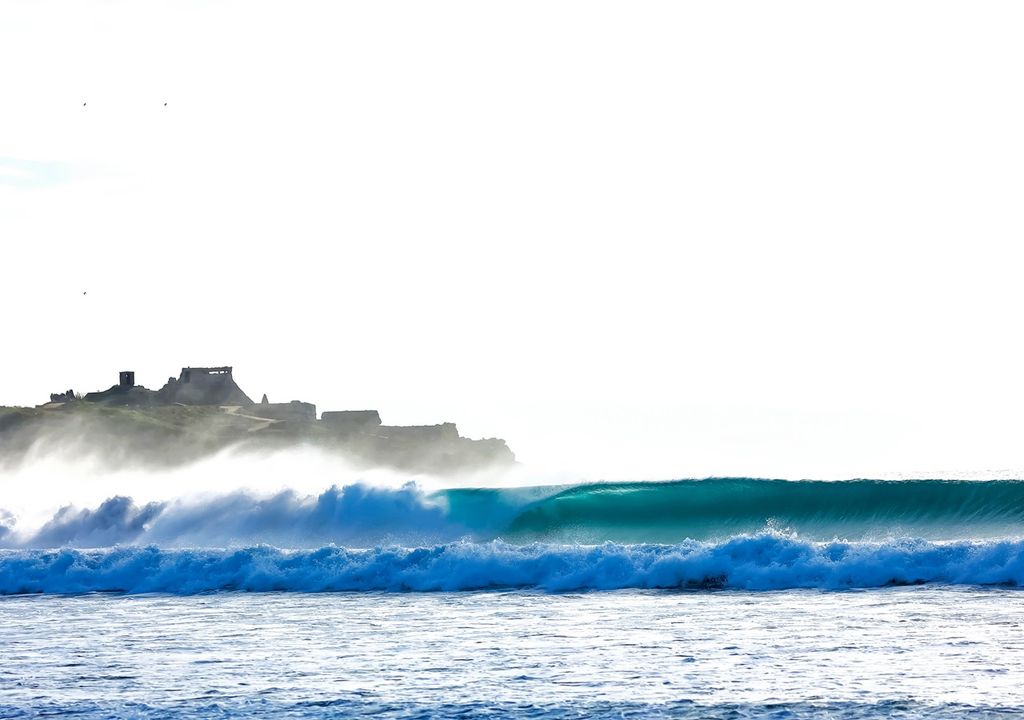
[439,479,1024,543]
[3,479,1024,549]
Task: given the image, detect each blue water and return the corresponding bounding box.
[2,587,1023,718]
[6,478,1024,549]
[3,536,1024,594]
[2,478,1024,717]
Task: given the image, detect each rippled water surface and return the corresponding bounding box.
[3,587,1024,718]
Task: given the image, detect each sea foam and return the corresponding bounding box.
[3,535,1024,594]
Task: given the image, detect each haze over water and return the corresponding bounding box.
[5,0,1024,717]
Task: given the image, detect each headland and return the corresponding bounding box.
[0,366,514,474]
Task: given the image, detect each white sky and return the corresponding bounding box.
[2,1,1024,480]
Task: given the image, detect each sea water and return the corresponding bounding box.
[2,478,1024,718]
[3,587,1024,718]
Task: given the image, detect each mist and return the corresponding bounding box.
[0,427,556,548]
[5,0,1024,490]
[5,404,1024,550]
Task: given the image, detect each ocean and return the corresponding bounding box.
[2,478,1023,718]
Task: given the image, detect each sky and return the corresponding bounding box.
[2,1,1024,480]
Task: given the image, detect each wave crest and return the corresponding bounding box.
[4,483,460,549]
[3,535,1024,594]
[6,478,1024,549]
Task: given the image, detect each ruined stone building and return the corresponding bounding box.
[157,367,253,406]
[78,366,253,407]
[81,369,155,407]
[321,410,382,434]
[39,364,516,470]
[248,400,317,422]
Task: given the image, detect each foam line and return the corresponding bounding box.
[3,535,1024,594]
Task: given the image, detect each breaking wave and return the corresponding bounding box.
[3,535,1024,594]
[3,477,1024,548]
[1,483,460,549]
[458,477,1024,542]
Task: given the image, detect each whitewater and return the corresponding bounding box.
[4,536,1024,595]
[3,477,1024,595]
[3,472,1024,718]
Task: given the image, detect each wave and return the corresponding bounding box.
[3,535,1024,594]
[3,478,1024,548]
[445,477,1024,543]
[0,483,464,549]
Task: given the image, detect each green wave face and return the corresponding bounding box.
[438,479,1024,543]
